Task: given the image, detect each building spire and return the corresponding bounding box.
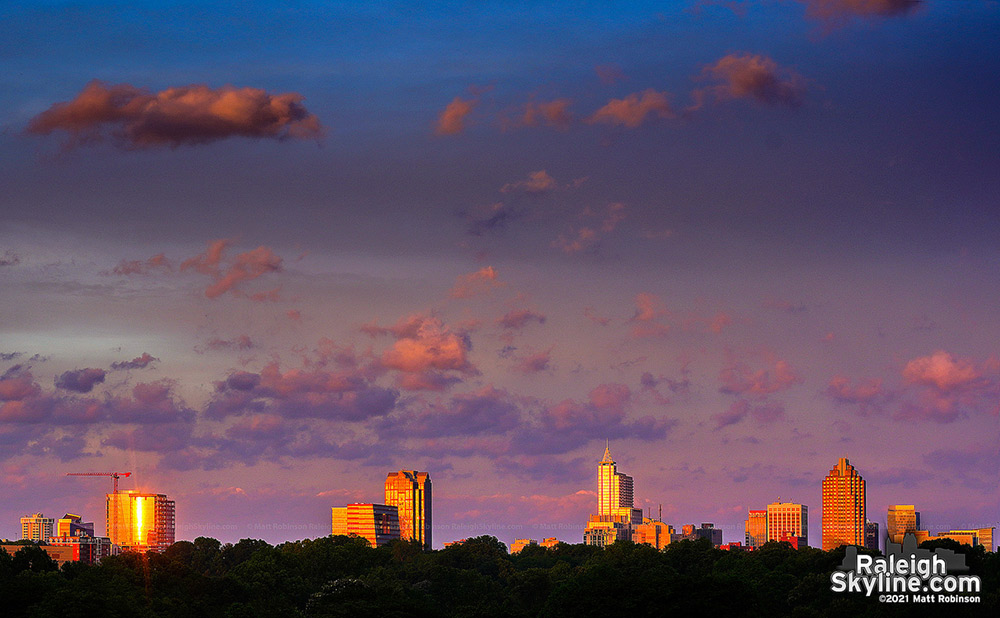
[601,440,613,463]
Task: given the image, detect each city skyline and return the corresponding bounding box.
[2,1,999,549]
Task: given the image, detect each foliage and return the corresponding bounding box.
[0,536,994,617]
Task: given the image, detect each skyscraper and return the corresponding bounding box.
[767,502,808,547]
[821,457,866,550]
[331,503,400,547]
[584,444,643,546]
[106,491,175,553]
[20,513,54,542]
[384,470,432,548]
[745,510,767,548]
[886,505,920,544]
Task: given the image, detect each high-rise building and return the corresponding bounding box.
[331,503,400,547]
[106,491,175,553]
[584,444,643,546]
[745,510,767,548]
[767,502,808,548]
[821,457,866,550]
[384,470,432,548]
[886,505,920,545]
[20,513,54,542]
[632,518,673,550]
[56,513,95,538]
[865,520,880,552]
[597,444,642,524]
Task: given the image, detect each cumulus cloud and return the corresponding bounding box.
[377,386,521,438]
[54,368,107,393]
[497,308,547,330]
[588,89,674,128]
[110,253,171,276]
[825,375,889,415]
[181,239,284,299]
[628,292,670,338]
[111,352,159,370]
[510,100,573,130]
[698,53,806,107]
[27,80,323,149]
[893,351,998,423]
[902,350,982,392]
[501,170,558,194]
[372,316,478,389]
[449,266,503,299]
[435,96,477,135]
[719,353,803,396]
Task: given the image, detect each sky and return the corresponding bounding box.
[1,0,998,549]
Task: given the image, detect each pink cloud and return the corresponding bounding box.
[497,308,547,330]
[595,64,627,85]
[181,239,284,299]
[698,53,806,107]
[713,399,786,429]
[435,96,477,135]
[628,292,670,338]
[512,100,573,131]
[111,253,171,276]
[27,81,323,149]
[588,89,674,128]
[553,203,626,254]
[515,349,552,374]
[719,353,803,396]
[0,366,42,402]
[902,350,982,392]
[500,170,558,194]
[799,0,920,22]
[450,266,503,299]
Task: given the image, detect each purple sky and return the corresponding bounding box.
[1,0,998,548]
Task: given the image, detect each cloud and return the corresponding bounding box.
[588,89,674,128]
[497,308,546,330]
[0,251,21,267]
[27,80,323,149]
[105,381,196,424]
[435,96,477,135]
[628,292,670,338]
[373,316,477,390]
[377,386,521,439]
[111,253,171,276]
[181,239,284,299]
[501,170,558,194]
[799,0,920,22]
[902,350,982,393]
[463,202,519,237]
[719,353,803,396]
[449,266,503,299]
[514,349,552,374]
[553,203,627,254]
[0,366,42,402]
[595,64,627,85]
[111,352,159,370]
[510,100,573,131]
[205,335,255,351]
[825,375,889,415]
[698,54,806,107]
[54,368,107,393]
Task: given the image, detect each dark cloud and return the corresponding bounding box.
[1,352,23,362]
[27,80,323,149]
[376,386,521,439]
[0,251,21,267]
[497,308,546,330]
[54,368,107,393]
[105,381,196,424]
[205,335,255,351]
[111,352,159,370]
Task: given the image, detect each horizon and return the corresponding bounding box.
[1,0,998,551]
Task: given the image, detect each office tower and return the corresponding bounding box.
[106,491,175,553]
[584,444,644,546]
[821,457,866,550]
[745,510,767,548]
[331,504,400,547]
[597,444,642,524]
[56,513,95,538]
[384,470,432,548]
[865,521,880,552]
[20,513,54,542]
[632,518,673,550]
[886,505,920,544]
[767,502,808,547]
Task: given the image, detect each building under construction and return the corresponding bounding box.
[106,491,175,553]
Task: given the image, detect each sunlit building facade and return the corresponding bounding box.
[632,518,673,550]
[886,505,920,545]
[584,444,643,546]
[821,457,866,550]
[509,538,537,554]
[767,502,808,548]
[384,470,432,548]
[331,503,400,547]
[20,512,54,542]
[106,491,175,553]
[745,510,767,548]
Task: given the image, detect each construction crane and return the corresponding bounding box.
[67,472,132,545]
[66,471,132,494]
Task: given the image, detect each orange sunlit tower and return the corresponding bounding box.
[384,471,431,548]
[106,491,175,553]
[821,457,866,551]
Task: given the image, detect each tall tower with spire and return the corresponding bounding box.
[585,443,643,546]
